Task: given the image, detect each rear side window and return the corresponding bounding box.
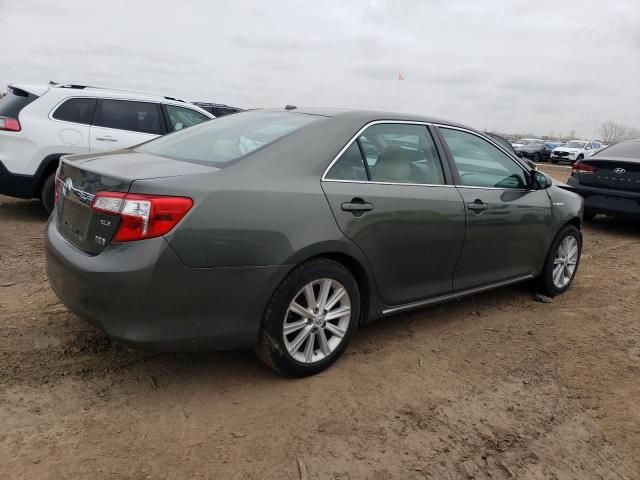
[136,111,318,165]
[0,87,39,117]
[94,100,164,135]
[326,123,446,185]
[325,143,368,181]
[165,105,209,132]
[52,98,96,125]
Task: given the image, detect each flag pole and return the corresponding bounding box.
[396,74,405,111]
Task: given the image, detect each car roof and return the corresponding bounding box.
[9,82,210,109]
[272,106,471,130]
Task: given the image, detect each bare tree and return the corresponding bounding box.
[599,121,632,144]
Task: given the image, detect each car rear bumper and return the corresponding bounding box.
[0,160,38,198]
[567,177,640,218]
[45,214,291,351]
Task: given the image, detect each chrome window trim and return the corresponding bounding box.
[322,178,457,188]
[320,120,533,188]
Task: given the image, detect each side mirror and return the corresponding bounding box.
[532,171,552,189]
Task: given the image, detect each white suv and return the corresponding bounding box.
[0,83,214,212]
[550,140,604,164]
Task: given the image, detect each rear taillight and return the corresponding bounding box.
[572,162,596,174]
[0,116,21,132]
[91,192,193,242]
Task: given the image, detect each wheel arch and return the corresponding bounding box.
[280,243,378,325]
[33,153,66,197]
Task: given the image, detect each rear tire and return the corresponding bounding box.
[40,171,56,214]
[533,153,541,163]
[537,225,582,297]
[255,258,360,377]
[551,159,558,164]
[583,210,596,221]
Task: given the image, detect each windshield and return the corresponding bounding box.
[517,139,533,145]
[566,141,587,148]
[137,110,319,165]
[595,141,640,159]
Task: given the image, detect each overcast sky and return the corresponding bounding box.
[1,0,638,138]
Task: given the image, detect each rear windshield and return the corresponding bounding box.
[595,141,640,159]
[136,111,319,165]
[0,87,39,117]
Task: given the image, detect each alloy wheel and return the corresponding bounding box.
[552,235,579,288]
[283,278,351,363]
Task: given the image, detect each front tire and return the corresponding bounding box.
[537,225,582,297]
[256,258,360,377]
[533,153,541,163]
[40,171,56,214]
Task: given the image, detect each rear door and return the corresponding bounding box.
[50,97,96,153]
[437,127,553,291]
[321,122,466,306]
[89,99,166,152]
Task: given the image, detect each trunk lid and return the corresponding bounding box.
[55,149,217,254]
[576,157,640,192]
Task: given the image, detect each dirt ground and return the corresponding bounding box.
[1,165,639,479]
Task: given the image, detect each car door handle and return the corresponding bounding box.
[467,200,488,212]
[95,136,118,142]
[341,199,374,213]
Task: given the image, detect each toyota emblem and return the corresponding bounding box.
[613,168,626,174]
[62,178,73,197]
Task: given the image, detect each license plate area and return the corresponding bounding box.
[59,197,92,243]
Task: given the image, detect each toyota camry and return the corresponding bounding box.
[45,108,584,376]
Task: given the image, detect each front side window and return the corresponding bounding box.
[93,100,163,135]
[441,128,527,189]
[165,105,210,132]
[52,98,97,125]
[137,110,318,165]
[325,123,446,185]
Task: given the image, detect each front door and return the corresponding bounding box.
[437,127,553,291]
[321,123,466,306]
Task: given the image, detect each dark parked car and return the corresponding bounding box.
[517,141,560,163]
[45,108,584,376]
[485,132,537,170]
[567,139,640,220]
[192,102,243,117]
